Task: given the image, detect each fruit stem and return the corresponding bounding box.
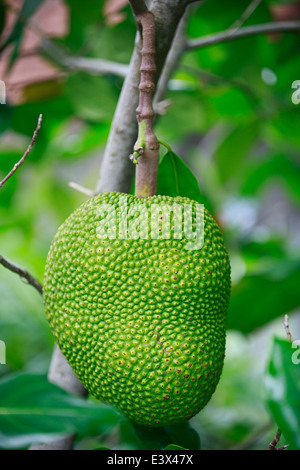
[131,11,160,198]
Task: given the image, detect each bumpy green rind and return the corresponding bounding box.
[43,193,231,427]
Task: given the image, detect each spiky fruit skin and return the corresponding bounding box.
[44,193,231,427]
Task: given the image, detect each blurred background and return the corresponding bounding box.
[0,0,300,450]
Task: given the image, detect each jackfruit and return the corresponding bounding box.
[44,193,231,427]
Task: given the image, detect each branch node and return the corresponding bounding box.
[132,11,160,197]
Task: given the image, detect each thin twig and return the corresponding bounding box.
[284,314,292,343]
[228,0,263,34]
[0,114,42,188]
[268,429,289,451]
[40,39,129,78]
[68,181,95,197]
[0,255,43,295]
[186,21,300,50]
[4,3,129,79]
[181,64,259,104]
[0,113,43,295]
[268,429,282,450]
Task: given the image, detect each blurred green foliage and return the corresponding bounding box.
[0,0,299,450]
[265,338,300,450]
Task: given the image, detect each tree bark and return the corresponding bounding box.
[95,0,197,195]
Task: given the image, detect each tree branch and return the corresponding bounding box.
[4,2,129,79]
[0,255,43,295]
[0,100,86,451]
[268,429,281,450]
[228,0,263,33]
[154,7,189,106]
[181,64,259,104]
[186,21,300,50]
[68,181,95,197]
[95,0,196,195]
[0,114,42,189]
[40,39,129,78]
[268,429,288,451]
[131,11,159,197]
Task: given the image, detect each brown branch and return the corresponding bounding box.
[95,0,197,195]
[0,114,42,189]
[268,429,289,451]
[0,255,43,295]
[268,429,282,450]
[131,11,159,198]
[0,114,43,293]
[186,21,300,50]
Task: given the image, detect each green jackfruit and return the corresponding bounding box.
[44,193,231,427]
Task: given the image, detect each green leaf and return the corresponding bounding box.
[0,0,46,70]
[265,338,300,450]
[215,120,260,184]
[228,258,300,333]
[132,421,200,450]
[155,91,206,142]
[0,372,121,449]
[241,153,300,206]
[164,444,188,450]
[208,87,255,121]
[0,104,13,136]
[270,109,300,150]
[65,73,119,123]
[66,0,105,24]
[157,149,202,203]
